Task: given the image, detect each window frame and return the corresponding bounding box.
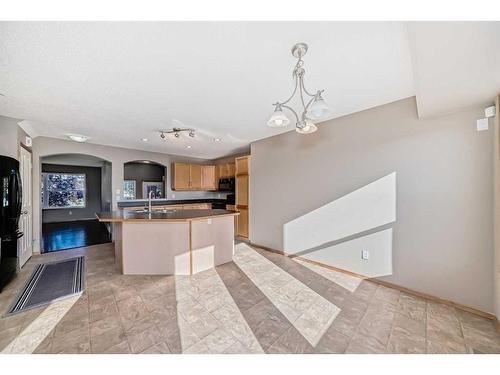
[42,172,87,210]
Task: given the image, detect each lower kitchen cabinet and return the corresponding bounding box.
[236,207,248,238]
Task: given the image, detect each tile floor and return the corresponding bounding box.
[0,242,499,354]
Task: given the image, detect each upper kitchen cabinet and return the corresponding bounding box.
[190,164,202,190]
[235,157,248,175]
[172,162,217,191]
[201,165,217,190]
[172,163,191,190]
[218,163,235,178]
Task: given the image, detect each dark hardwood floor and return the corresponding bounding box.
[42,219,112,253]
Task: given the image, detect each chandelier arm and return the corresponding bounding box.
[280,75,299,106]
[304,96,316,113]
[281,104,299,123]
[298,76,308,111]
[301,79,317,98]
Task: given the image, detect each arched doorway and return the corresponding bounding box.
[40,153,112,252]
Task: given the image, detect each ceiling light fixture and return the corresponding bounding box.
[214,138,221,142]
[141,138,148,142]
[186,145,192,149]
[267,43,331,134]
[67,134,89,143]
[160,128,195,140]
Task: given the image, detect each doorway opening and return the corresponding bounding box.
[40,154,112,253]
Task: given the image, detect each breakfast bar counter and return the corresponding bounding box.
[96,209,239,276]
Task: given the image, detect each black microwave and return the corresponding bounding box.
[218,177,235,192]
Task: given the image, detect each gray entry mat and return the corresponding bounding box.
[7,256,85,315]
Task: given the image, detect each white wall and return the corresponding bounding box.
[31,136,221,253]
[250,97,494,312]
[0,115,21,159]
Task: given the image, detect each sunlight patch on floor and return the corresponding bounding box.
[174,268,263,353]
[292,258,362,292]
[1,296,79,354]
[234,243,340,347]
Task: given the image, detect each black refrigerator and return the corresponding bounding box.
[0,155,23,292]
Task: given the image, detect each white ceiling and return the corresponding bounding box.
[0,22,499,159]
[407,22,500,118]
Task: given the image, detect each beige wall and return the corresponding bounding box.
[250,97,494,312]
[494,94,500,319]
[31,136,222,253]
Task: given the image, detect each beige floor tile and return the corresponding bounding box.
[90,326,127,353]
[54,314,90,338]
[89,301,118,323]
[345,332,387,354]
[374,285,400,304]
[126,324,164,353]
[3,242,500,355]
[113,286,139,302]
[426,339,467,354]
[100,340,131,354]
[387,327,426,354]
[196,328,236,354]
[140,342,171,354]
[392,313,425,338]
[51,326,90,354]
[90,314,123,337]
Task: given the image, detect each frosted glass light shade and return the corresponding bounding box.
[267,109,290,127]
[308,97,331,119]
[296,120,318,134]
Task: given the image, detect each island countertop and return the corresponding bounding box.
[96,209,239,222]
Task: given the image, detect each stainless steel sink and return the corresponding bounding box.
[130,209,148,213]
[130,209,177,214]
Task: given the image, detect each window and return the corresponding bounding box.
[142,181,163,199]
[123,180,137,200]
[42,173,86,209]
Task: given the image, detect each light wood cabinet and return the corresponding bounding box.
[183,203,211,209]
[235,157,248,175]
[172,163,216,191]
[218,163,235,178]
[172,163,190,190]
[236,207,249,238]
[236,175,248,206]
[235,156,250,238]
[190,164,202,190]
[201,165,217,190]
[228,163,235,177]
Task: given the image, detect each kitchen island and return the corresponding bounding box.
[96,209,238,276]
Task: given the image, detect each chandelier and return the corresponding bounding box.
[267,43,331,134]
[160,128,195,139]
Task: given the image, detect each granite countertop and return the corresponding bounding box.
[117,198,230,208]
[96,209,239,222]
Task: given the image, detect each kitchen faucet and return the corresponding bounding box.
[148,190,154,213]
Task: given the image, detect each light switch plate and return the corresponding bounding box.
[207,219,212,225]
[477,118,489,131]
[361,250,370,260]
